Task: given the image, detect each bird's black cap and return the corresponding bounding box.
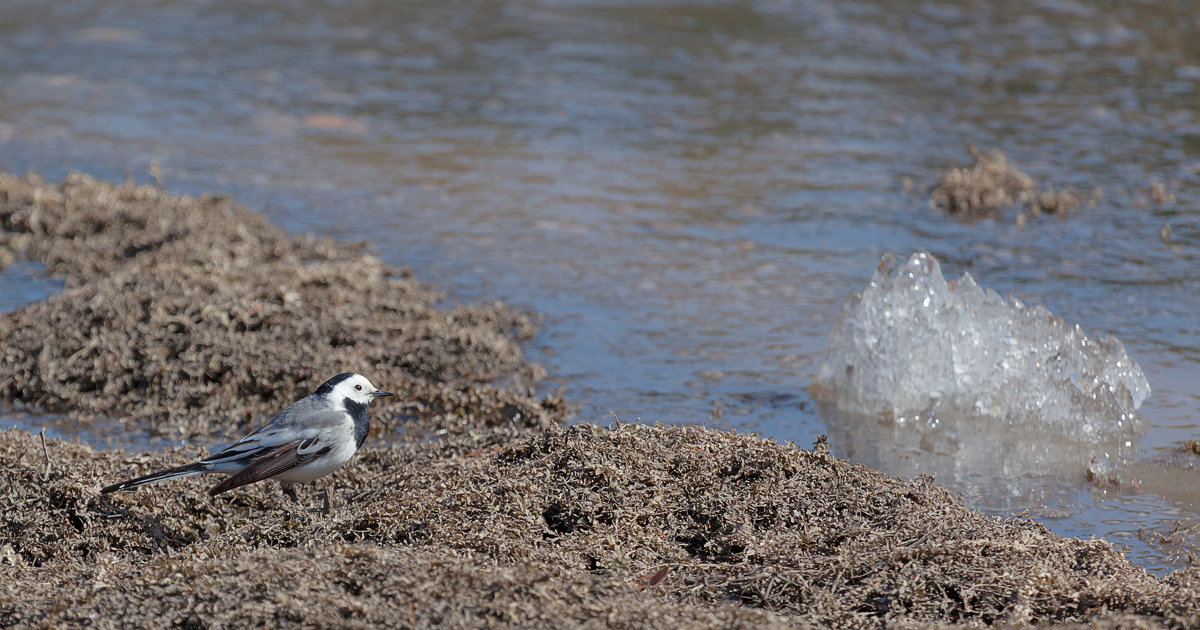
[314,373,357,397]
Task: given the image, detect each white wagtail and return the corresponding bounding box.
[100,373,393,499]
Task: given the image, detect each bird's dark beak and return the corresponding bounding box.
[373,390,395,398]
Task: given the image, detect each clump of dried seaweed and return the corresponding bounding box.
[0,172,564,438]
[2,424,1196,628]
[930,146,1099,223]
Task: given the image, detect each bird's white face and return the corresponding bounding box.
[329,374,387,405]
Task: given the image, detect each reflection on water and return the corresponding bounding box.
[1,0,1198,570]
[821,403,1139,514]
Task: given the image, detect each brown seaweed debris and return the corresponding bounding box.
[930,146,1097,222]
[2,424,1197,628]
[930,146,1034,216]
[0,171,565,438]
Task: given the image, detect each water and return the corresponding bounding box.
[0,261,62,311]
[1,0,1198,571]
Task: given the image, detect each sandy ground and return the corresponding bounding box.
[1,172,1197,628]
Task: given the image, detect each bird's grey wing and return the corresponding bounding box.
[207,437,332,496]
[201,408,349,467]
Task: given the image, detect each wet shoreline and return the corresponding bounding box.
[4,0,1200,571]
[0,172,1197,627]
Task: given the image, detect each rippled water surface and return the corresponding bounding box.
[1,0,1198,570]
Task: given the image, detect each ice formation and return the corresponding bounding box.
[813,251,1151,442]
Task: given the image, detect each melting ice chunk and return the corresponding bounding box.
[813,251,1150,442]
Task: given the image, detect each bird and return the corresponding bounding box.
[100,373,394,500]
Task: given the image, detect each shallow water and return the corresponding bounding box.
[0,261,61,311]
[1,0,1198,571]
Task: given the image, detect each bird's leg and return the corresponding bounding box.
[321,478,332,515]
[281,481,300,503]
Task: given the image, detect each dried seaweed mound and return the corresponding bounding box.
[930,145,1096,220]
[4,544,791,629]
[930,146,1034,215]
[0,172,564,437]
[2,425,1196,628]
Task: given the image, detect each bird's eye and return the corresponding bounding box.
[355,384,363,391]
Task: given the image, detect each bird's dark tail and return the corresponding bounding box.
[100,462,208,494]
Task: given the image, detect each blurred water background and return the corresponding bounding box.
[1,0,1198,571]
